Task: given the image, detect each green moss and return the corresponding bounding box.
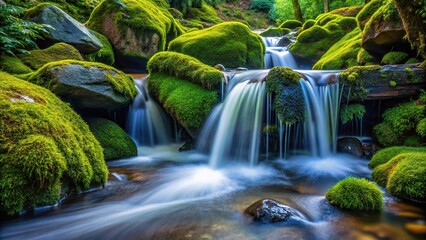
[381,51,409,65]
[86,118,137,160]
[265,67,304,125]
[0,55,33,75]
[260,27,290,37]
[363,0,401,41]
[373,122,402,147]
[168,22,265,69]
[417,118,426,138]
[147,51,223,91]
[84,31,115,66]
[404,135,423,147]
[147,72,218,130]
[316,13,340,26]
[185,2,222,25]
[340,104,366,124]
[389,80,396,87]
[372,152,426,201]
[296,25,329,43]
[369,146,426,169]
[27,60,137,100]
[405,58,420,64]
[302,19,316,30]
[356,0,383,30]
[0,72,108,216]
[17,43,83,70]
[279,20,302,29]
[313,28,361,70]
[326,177,383,211]
[338,65,381,101]
[357,48,378,65]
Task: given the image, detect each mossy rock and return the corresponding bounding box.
[302,19,316,30]
[279,20,302,29]
[357,48,379,65]
[84,31,115,66]
[405,58,420,64]
[326,177,383,211]
[147,51,223,91]
[381,51,409,65]
[369,146,426,169]
[168,22,265,69]
[329,6,364,17]
[417,118,426,138]
[27,60,138,110]
[185,2,222,26]
[356,0,383,30]
[147,72,218,134]
[86,0,184,71]
[0,55,33,75]
[313,28,361,70]
[18,43,83,70]
[0,72,108,216]
[403,135,423,147]
[260,27,290,37]
[372,152,426,201]
[265,67,304,125]
[86,118,137,160]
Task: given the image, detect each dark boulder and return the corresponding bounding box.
[245,198,303,223]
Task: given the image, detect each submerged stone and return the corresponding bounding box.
[244,198,302,223]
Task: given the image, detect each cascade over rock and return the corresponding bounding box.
[25,4,102,53]
[27,60,137,110]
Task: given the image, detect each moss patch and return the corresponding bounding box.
[84,31,115,66]
[369,146,426,169]
[0,71,108,216]
[86,118,137,160]
[326,177,383,211]
[147,51,223,91]
[260,27,290,37]
[0,55,33,75]
[147,72,218,131]
[381,51,409,65]
[356,0,383,30]
[18,43,83,70]
[185,2,222,25]
[279,20,302,29]
[357,48,379,65]
[302,19,316,30]
[168,22,265,69]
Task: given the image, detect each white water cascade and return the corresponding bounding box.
[126,78,171,146]
[263,36,298,69]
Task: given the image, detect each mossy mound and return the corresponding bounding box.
[417,118,426,138]
[356,0,382,30]
[85,31,115,66]
[369,146,426,169]
[381,51,409,65]
[86,118,137,160]
[260,28,290,37]
[147,51,223,91]
[313,28,361,70]
[290,15,357,63]
[372,152,426,201]
[405,58,420,64]
[18,43,83,70]
[357,48,379,65]
[0,72,108,216]
[168,22,265,69]
[147,73,218,132]
[403,135,423,147]
[0,55,33,75]
[302,19,316,30]
[326,177,383,211]
[185,2,222,26]
[279,20,302,29]
[265,67,304,125]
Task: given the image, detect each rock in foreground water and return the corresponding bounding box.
[245,198,302,223]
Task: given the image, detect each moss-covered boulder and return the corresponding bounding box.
[356,0,382,30]
[185,2,222,27]
[361,0,409,54]
[369,146,426,169]
[86,118,137,160]
[326,177,383,211]
[279,20,302,29]
[25,4,102,53]
[0,72,108,216]
[265,67,304,125]
[260,27,290,37]
[372,152,426,201]
[27,60,138,110]
[147,52,220,135]
[168,22,265,69]
[357,48,379,65]
[0,55,33,75]
[302,19,316,30]
[381,51,409,65]
[84,31,115,66]
[86,0,184,71]
[18,43,83,70]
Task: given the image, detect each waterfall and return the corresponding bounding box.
[262,36,298,69]
[126,78,171,147]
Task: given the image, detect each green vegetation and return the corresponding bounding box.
[259,27,290,37]
[250,0,274,13]
[404,135,423,147]
[85,31,115,66]
[369,146,426,169]
[168,22,265,68]
[266,67,304,125]
[185,2,222,25]
[18,43,83,70]
[405,58,420,64]
[0,55,32,75]
[279,20,302,29]
[147,72,218,130]
[340,104,365,124]
[357,48,378,65]
[147,51,223,91]
[86,118,137,160]
[356,0,382,30]
[0,4,50,55]
[302,19,316,30]
[0,72,108,216]
[417,118,426,138]
[381,51,409,65]
[326,177,383,211]
[338,65,381,101]
[372,152,426,201]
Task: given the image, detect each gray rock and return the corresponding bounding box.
[245,198,303,223]
[26,4,102,53]
[337,136,364,157]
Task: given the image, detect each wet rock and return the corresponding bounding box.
[337,137,364,157]
[277,37,291,47]
[214,64,226,71]
[26,4,102,53]
[236,67,248,71]
[244,198,302,223]
[405,221,426,235]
